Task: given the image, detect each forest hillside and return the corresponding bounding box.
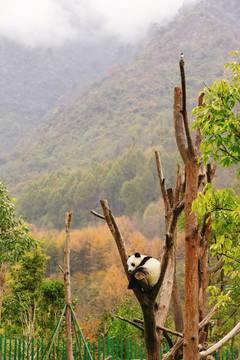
[1,0,240,193]
[0,37,136,155]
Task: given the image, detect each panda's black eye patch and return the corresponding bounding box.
[131,263,135,267]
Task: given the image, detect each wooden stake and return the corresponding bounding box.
[64,212,73,360]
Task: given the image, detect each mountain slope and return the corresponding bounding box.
[1,0,240,191]
[0,37,136,154]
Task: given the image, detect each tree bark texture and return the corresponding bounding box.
[64,212,73,360]
[198,164,216,322]
[155,246,175,328]
[172,262,184,333]
[174,59,201,360]
[184,156,200,359]
[142,303,161,360]
[154,152,185,335]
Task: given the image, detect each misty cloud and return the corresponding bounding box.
[0,0,195,47]
[0,0,79,47]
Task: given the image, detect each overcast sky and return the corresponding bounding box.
[0,0,195,47]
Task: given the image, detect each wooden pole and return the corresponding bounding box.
[64,212,73,360]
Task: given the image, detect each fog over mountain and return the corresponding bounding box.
[3,0,237,195]
[0,0,197,46]
[0,0,198,158]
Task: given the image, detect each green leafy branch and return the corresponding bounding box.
[191,51,240,175]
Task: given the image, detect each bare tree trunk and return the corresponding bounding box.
[0,262,7,324]
[99,199,172,360]
[184,156,200,359]
[155,246,175,328]
[142,304,161,360]
[172,262,184,333]
[199,224,210,323]
[174,59,202,359]
[154,152,185,336]
[198,164,216,324]
[64,212,73,360]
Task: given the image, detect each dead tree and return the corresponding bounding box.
[92,157,186,360]
[64,212,73,360]
[154,153,184,335]
[174,59,203,359]
[99,199,164,360]
[174,60,222,359]
[92,59,239,359]
[91,61,201,359]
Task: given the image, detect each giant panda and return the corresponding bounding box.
[127,252,161,291]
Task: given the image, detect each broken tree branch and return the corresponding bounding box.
[179,59,194,156]
[207,257,224,275]
[98,200,150,308]
[199,322,240,358]
[195,93,204,150]
[113,315,144,332]
[162,291,232,360]
[134,318,183,338]
[174,87,187,162]
[162,337,183,360]
[58,264,64,273]
[199,290,231,330]
[154,151,185,335]
[91,210,105,220]
[100,200,129,276]
[155,151,171,214]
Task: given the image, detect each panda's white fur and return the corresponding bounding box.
[127,252,161,290]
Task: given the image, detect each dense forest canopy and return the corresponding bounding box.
[1,0,240,194]
[18,149,180,229]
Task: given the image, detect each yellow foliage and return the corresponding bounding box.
[127,231,163,260]
[127,231,149,254]
[33,214,167,331]
[97,264,128,308]
[114,216,135,240]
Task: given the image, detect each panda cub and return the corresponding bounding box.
[127,252,161,291]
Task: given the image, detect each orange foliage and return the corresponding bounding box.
[127,231,150,254]
[127,231,163,261]
[33,214,167,336]
[149,237,164,260]
[77,316,101,342]
[114,216,135,240]
[71,271,86,289]
[55,230,65,248]
[97,264,128,308]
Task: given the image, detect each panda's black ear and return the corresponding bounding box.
[135,252,141,257]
